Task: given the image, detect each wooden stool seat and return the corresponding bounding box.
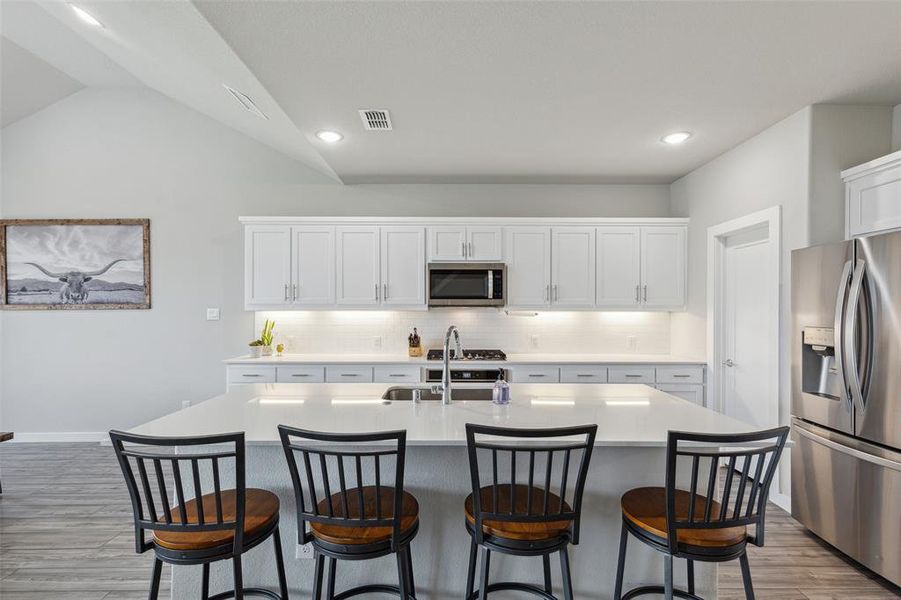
[621,486,747,548]
[465,484,573,541]
[309,486,419,545]
[152,488,280,551]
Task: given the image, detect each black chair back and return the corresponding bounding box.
[664,426,790,552]
[465,423,597,544]
[109,430,246,554]
[278,425,407,549]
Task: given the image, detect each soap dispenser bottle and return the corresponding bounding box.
[492,372,510,405]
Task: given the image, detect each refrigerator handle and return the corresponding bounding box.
[845,259,868,414]
[794,421,901,473]
[833,259,853,412]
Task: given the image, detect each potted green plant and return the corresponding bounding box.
[248,340,263,359]
[259,319,275,356]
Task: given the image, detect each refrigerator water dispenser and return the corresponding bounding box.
[801,327,842,399]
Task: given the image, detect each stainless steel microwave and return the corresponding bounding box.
[427,263,505,307]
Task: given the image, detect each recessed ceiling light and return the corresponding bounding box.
[316,130,343,143]
[662,131,692,145]
[70,4,104,28]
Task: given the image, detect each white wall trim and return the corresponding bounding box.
[239,216,690,226]
[10,432,107,443]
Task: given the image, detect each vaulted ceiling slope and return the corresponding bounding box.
[1,37,83,127]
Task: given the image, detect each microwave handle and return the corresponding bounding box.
[488,270,494,298]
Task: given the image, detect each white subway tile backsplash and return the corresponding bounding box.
[254,310,670,355]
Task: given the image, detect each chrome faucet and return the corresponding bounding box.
[435,325,463,404]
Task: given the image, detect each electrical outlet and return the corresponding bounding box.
[296,543,315,560]
[206,308,220,321]
[181,400,191,410]
[373,336,382,349]
[627,336,637,351]
[529,335,539,349]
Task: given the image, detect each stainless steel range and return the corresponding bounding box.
[425,348,507,383]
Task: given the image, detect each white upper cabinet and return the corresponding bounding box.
[381,227,426,307]
[293,226,335,306]
[428,226,467,261]
[551,227,596,307]
[336,227,381,306]
[596,227,641,308]
[466,226,504,261]
[428,226,503,261]
[842,150,901,238]
[505,227,552,308]
[641,226,686,308]
[245,225,292,306]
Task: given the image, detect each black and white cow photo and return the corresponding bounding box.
[2,220,150,309]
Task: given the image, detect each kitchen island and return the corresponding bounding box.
[130,383,754,599]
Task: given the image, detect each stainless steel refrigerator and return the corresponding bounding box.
[791,231,901,586]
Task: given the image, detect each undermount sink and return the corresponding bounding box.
[381,386,495,402]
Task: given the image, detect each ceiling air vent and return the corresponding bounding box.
[359,109,392,131]
[223,84,269,120]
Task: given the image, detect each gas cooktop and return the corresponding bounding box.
[426,349,507,361]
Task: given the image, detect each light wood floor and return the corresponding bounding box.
[1,443,899,599]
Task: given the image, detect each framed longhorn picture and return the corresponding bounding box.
[0,219,151,310]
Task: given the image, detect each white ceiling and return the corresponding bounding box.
[3,1,901,183]
[1,37,83,127]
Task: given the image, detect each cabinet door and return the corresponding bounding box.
[292,226,335,306]
[596,227,641,308]
[428,226,467,262]
[245,225,292,306]
[467,226,504,261]
[336,227,380,306]
[641,226,686,308]
[381,226,426,307]
[846,161,901,237]
[551,227,595,307]
[656,383,705,407]
[505,227,551,308]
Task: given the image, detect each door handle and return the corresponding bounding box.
[722,359,735,367]
[833,260,854,412]
[845,259,868,413]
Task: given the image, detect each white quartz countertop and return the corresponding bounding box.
[224,353,706,366]
[129,383,748,446]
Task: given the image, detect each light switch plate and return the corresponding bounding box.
[206,308,220,321]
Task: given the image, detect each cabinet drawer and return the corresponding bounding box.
[656,366,704,384]
[560,366,608,383]
[608,366,655,384]
[656,383,705,407]
[276,366,325,383]
[228,366,276,384]
[513,366,560,383]
[374,366,422,383]
[326,366,374,383]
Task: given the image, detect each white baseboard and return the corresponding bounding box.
[770,491,791,513]
[10,432,107,443]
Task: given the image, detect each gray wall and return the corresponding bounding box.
[0,88,671,435]
[893,104,901,152]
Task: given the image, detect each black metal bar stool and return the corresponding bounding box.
[463,423,598,600]
[109,430,289,600]
[614,426,790,600]
[278,425,418,600]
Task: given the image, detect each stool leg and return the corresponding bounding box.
[613,522,628,600]
[477,546,491,600]
[326,557,337,600]
[148,557,163,600]
[201,563,210,600]
[464,538,478,600]
[687,559,695,595]
[739,552,755,600]
[542,554,552,593]
[273,528,289,600]
[663,554,674,600]
[312,552,324,600]
[405,545,416,598]
[395,547,410,599]
[233,555,244,600]
[559,548,574,600]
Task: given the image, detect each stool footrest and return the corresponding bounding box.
[621,585,703,600]
[333,583,415,600]
[469,581,558,600]
[208,587,285,600]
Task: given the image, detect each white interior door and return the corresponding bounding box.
[552,227,596,307]
[467,226,504,261]
[293,226,335,306]
[641,226,686,308]
[505,227,551,308]
[720,226,776,429]
[381,226,426,307]
[428,226,466,261]
[596,226,641,307]
[245,225,291,306]
[336,227,380,306]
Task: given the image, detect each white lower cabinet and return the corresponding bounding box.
[276,366,325,383]
[560,366,608,383]
[374,366,422,383]
[325,366,374,383]
[228,366,277,385]
[512,366,560,383]
[608,366,656,384]
[656,383,705,407]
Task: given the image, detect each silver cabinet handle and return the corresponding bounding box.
[635,285,640,303]
[545,285,550,301]
[643,285,648,302]
[293,284,297,301]
[242,374,262,378]
[722,359,735,367]
[388,374,407,377]
[468,242,473,257]
[462,241,466,258]
[291,373,310,377]
[576,374,594,378]
[284,284,289,301]
[529,374,546,378]
[383,283,388,301]
[673,374,691,378]
[341,373,360,377]
[624,374,643,378]
[375,283,379,301]
[554,285,559,301]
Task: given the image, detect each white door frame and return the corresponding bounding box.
[706,206,781,416]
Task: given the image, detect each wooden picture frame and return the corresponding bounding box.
[0,219,151,310]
